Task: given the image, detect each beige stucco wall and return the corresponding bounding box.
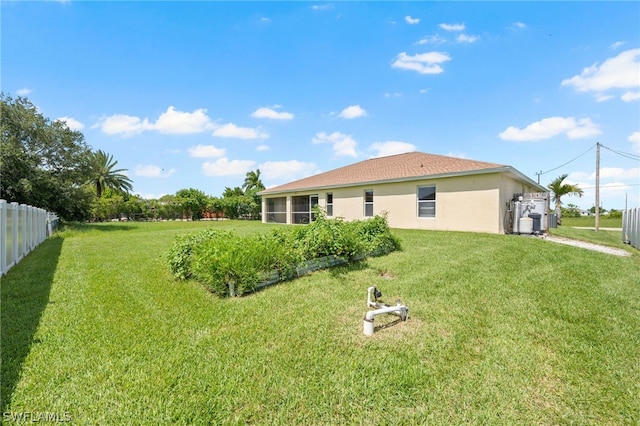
[262,172,542,234]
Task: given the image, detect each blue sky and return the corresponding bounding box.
[3,1,639,210]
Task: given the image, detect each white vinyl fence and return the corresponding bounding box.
[622,207,639,250]
[0,199,59,276]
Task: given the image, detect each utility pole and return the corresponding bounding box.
[536,171,542,185]
[595,142,600,232]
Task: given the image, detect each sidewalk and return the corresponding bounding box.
[545,235,631,257]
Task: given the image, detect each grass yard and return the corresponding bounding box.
[2,221,639,424]
[560,215,623,229]
[551,216,626,249]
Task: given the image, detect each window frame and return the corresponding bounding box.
[417,185,436,218]
[266,197,287,223]
[292,194,318,224]
[326,193,333,217]
[364,189,374,217]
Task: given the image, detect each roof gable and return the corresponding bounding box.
[260,151,509,194]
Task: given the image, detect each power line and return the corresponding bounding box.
[579,183,640,189]
[537,144,596,176]
[600,144,640,161]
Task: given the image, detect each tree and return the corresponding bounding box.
[1,93,94,221]
[242,169,265,193]
[175,188,208,220]
[547,174,584,224]
[223,186,245,198]
[86,150,133,198]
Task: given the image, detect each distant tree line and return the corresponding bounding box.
[1,93,266,222]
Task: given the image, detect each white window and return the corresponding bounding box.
[417,186,436,218]
[326,193,333,216]
[364,190,374,217]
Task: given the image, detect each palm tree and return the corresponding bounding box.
[87,150,133,198]
[547,174,583,224]
[242,169,265,193]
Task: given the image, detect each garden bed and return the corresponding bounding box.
[167,212,400,297]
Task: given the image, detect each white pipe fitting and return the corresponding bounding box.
[363,287,409,336]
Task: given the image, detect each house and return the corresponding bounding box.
[258,152,548,234]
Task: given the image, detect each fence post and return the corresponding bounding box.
[20,204,26,261]
[630,207,640,249]
[623,208,640,250]
[11,202,19,266]
[27,205,33,251]
[1,200,6,275]
[36,209,47,245]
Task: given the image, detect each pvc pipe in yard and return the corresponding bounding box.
[363,305,408,336]
[363,317,375,336]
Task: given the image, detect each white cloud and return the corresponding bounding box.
[312,131,358,157]
[392,51,451,75]
[187,144,226,158]
[134,165,176,178]
[369,141,416,158]
[567,167,640,187]
[439,23,465,31]
[561,48,640,101]
[621,91,640,102]
[94,114,150,137]
[405,15,420,25]
[154,106,214,134]
[16,88,33,96]
[251,107,294,120]
[611,41,625,50]
[201,158,256,177]
[599,167,640,180]
[417,34,447,45]
[629,131,640,154]
[498,116,601,141]
[256,144,270,151]
[384,92,402,98]
[339,105,367,119]
[566,171,590,181]
[311,4,333,11]
[212,123,268,139]
[565,118,602,139]
[94,106,214,137]
[566,175,639,210]
[512,22,527,29]
[569,167,640,181]
[456,34,479,43]
[260,160,321,182]
[56,116,84,131]
[595,94,615,102]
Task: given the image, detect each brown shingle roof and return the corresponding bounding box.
[260,151,506,194]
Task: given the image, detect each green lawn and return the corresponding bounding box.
[560,215,623,229]
[2,221,639,424]
[551,215,627,249]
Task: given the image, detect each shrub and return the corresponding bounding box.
[166,229,229,279]
[608,209,622,219]
[354,213,401,255]
[166,213,400,297]
[190,232,259,296]
[291,211,362,260]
